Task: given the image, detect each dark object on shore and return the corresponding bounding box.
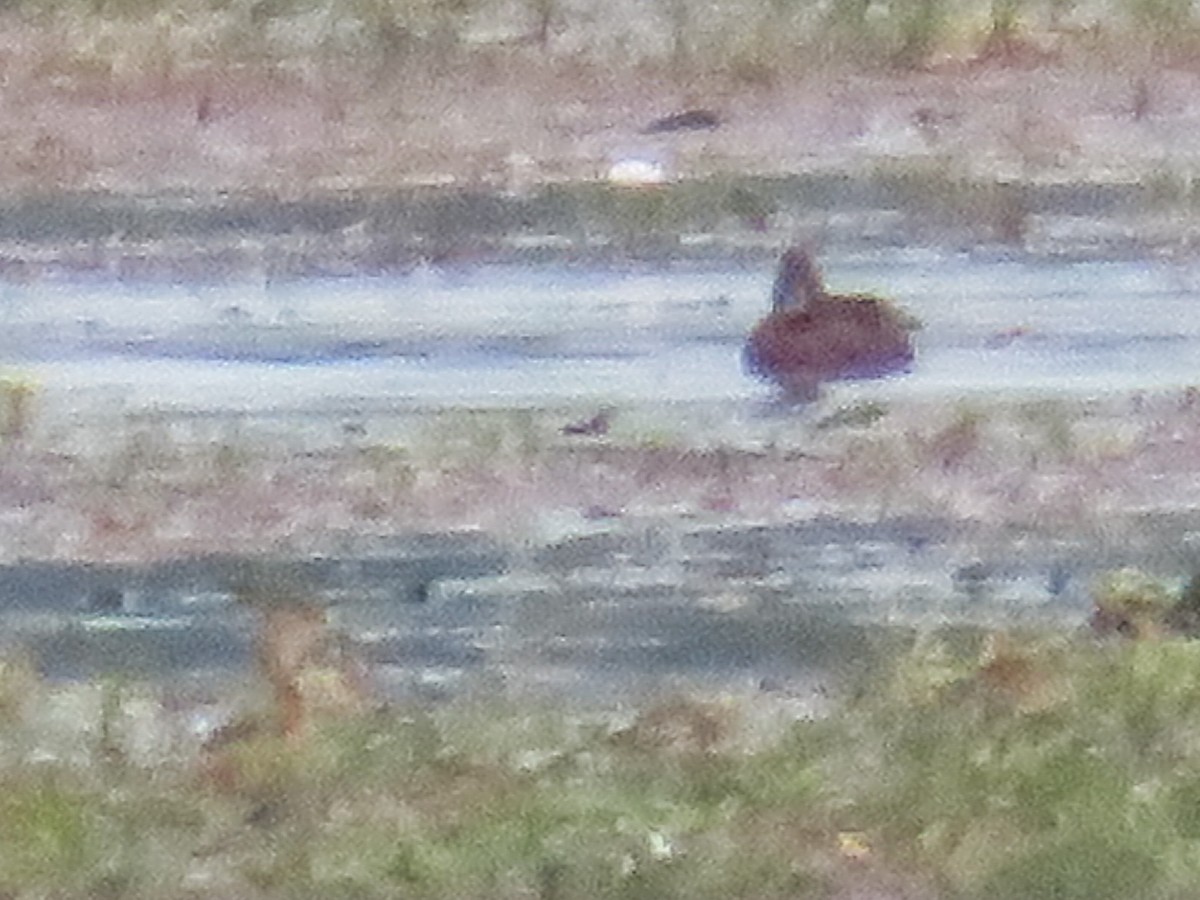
[642,109,721,134]
[1165,572,1200,638]
[743,247,917,399]
[562,408,612,437]
[1089,567,1183,641]
[1131,76,1152,121]
[196,92,213,125]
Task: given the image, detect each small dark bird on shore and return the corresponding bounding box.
[561,408,612,437]
[641,109,722,134]
[744,247,917,399]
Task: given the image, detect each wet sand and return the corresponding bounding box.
[0,389,1196,705]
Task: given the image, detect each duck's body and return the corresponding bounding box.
[744,248,916,398]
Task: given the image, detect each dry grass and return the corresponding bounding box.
[0,0,1197,199]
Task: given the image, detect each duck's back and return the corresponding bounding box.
[745,292,914,388]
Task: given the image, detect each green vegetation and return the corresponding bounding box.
[7,0,1200,81]
[9,564,1200,897]
[1090,566,1200,640]
[0,172,1185,271]
[0,372,37,443]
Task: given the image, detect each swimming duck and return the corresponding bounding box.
[744,247,917,399]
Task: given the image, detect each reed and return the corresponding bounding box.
[7,0,1200,86]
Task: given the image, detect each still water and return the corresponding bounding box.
[2,247,1198,422]
[4,246,1193,689]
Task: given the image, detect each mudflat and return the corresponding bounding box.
[2,393,1196,565]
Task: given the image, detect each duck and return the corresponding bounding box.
[744,247,917,399]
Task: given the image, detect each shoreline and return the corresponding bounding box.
[3,391,1198,565]
[0,41,1199,275]
[0,172,1195,280]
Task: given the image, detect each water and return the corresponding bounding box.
[3,247,1195,692]
[5,248,1199,424]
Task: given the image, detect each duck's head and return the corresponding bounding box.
[771,246,824,313]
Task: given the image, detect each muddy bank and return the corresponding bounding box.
[5,392,1200,563]
[0,500,1142,697]
[2,42,1200,275]
[0,377,1197,707]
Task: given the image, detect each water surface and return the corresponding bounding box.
[5,248,1197,424]
[4,247,1191,688]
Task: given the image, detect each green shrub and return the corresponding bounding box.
[833,629,1200,894]
[0,373,36,442]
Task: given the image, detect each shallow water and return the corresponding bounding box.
[5,247,1199,425]
[3,247,1194,691]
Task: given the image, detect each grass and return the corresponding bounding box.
[0,372,37,444]
[0,672,840,899]
[12,591,1200,898]
[844,628,1200,898]
[8,0,1200,90]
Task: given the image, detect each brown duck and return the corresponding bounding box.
[744,247,917,398]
